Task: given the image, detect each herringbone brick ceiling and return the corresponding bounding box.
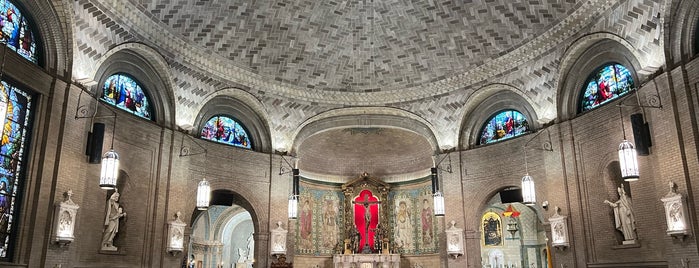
[140,0,577,93]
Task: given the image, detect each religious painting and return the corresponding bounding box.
[295,185,344,256]
[353,189,379,253]
[389,184,438,254]
[579,63,634,112]
[320,194,340,253]
[393,195,414,252]
[297,191,314,254]
[417,193,437,251]
[482,211,503,246]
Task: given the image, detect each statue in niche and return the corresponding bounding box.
[604,184,637,242]
[237,248,247,263]
[101,190,126,251]
[246,232,254,261]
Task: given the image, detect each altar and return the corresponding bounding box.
[333,254,400,268]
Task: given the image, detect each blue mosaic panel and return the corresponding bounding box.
[200,116,252,149]
[579,64,634,112]
[100,74,153,120]
[0,80,32,259]
[0,0,37,63]
[479,110,529,145]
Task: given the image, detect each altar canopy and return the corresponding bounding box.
[354,190,380,252]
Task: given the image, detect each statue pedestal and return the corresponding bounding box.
[333,254,400,268]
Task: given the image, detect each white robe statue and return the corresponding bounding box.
[604,185,636,242]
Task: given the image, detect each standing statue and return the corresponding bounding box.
[604,184,636,242]
[101,190,126,251]
[246,232,254,261]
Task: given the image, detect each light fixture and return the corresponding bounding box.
[100,149,119,189]
[521,174,536,205]
[618,107,640,181]
[288,168,299,219]
[520,129,553,206]
[431,167,445,216]
[506,218,519,238]
[197,178,210,210]
[100,115,119,189]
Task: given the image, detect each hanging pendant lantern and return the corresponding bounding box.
[433,191,445,217]
[99,149,119,190]
[618,140,639,181]
[196,178,211,210]
[521,174,536,206]
[288,168,300,219]
[288,194,298,219]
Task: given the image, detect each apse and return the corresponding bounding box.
[296,127,434,180]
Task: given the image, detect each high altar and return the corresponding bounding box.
[332,173,400,268]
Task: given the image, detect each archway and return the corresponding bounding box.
[479,191,549,268]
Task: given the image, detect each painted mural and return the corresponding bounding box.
[389,185,438,254]
[296,185,344,255]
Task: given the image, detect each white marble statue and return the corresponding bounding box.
[101,190,126,251]
[237,248,247,263]
[604,184,636,242]
[246,232,254,261]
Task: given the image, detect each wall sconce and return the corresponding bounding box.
[445,220,464,259]
[548,206,569,250]
[270,221,288,256]
[288,168,299,219]
[431,167,445,216]
[167,211,187,255]
[661,182,690,238]
[197,178,211,210]
[53,190,79,247]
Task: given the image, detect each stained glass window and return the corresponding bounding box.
[579,63,634,112]
[200,116,252,149]
[0,80,33,259]
[0,1,38,63]
[100,74,153,120]
[478,110,529,145]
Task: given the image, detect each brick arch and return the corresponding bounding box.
[664,0,699,64]
[556,33,644,121]
[14,0,73,76]
[92,43,177,126]
[289,107,441,154]
[459,84,540,149]
[191,88,272,153]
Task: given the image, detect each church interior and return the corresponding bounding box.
[0,0,698,267]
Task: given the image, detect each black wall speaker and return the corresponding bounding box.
[630,113,652,156]
[86,123,105,164]
[500,188,523,204]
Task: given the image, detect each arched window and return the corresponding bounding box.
[200,115,252,149]
[100,74,153,120]
[0,1,38,63]
[579,63,634,112]
[478,110,529,145]
[0,80,33,259]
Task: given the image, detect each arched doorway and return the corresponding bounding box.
[188,190,258,268]
[479,191,548,268]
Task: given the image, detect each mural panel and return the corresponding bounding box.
[389,185,437,254]
[296,185,344,255]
